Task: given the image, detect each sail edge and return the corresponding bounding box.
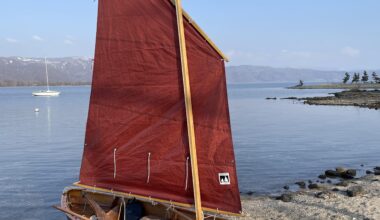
[168,0,229,62]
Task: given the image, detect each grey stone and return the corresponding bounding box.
[308,183,320,189]
[347,186,364,197]
[336,167,347,174]
[276,193,293,202]
[318,174,327,179]
[335,169,356,179]
[246,191,254,196]
[295,181,306,188]
[336,181,349,187]
[315,191,332,199]
[325,170,340,177]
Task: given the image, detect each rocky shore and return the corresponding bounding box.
[282,90,380,110]
[240,166,380,220]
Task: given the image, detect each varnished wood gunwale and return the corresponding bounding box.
[71,183,241,218]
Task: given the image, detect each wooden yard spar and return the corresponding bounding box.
[174,0,203,219]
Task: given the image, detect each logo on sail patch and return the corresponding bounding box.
[219,173,230,185]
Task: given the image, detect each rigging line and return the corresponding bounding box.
[204,208,219,220]
[118,202,122,220]
[82,199,87,213]
[203,215,217,220]
[185,157,189,191]
[122,198,126,220]
[147,152,151,183]
[113,148,117,179]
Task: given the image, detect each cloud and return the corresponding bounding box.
[280,49,311,58]
[5,38,18,43]
[32,35,43,41]
[64,39,74,45]
[226,50,254,59]
[66,35,74,40]
[341,46,360,57]
[64,35,75,45]
[290,51,311,58]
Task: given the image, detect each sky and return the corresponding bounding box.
[1,0,379,70]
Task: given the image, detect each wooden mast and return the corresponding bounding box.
[174,0,204,219]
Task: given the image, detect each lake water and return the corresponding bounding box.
[0,84,379,219]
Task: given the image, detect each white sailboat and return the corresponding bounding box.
[32,58,60,96]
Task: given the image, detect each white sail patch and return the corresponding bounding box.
[219,173,230,185]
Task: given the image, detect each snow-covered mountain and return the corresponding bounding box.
[0,57,92,86]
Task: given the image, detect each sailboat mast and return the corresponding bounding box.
[174,0,203,219]
[45,57,50,91]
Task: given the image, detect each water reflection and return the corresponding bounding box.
[46,99,51,136]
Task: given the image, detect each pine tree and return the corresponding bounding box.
[361,71,369,83]
[298,80,304,87]
[352,73,360,83]
[373,72,380,83]
[343,72,350,84]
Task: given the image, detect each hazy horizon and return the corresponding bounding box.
[2,56,379,72]
[1,0,379,70]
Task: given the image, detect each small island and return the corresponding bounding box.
[285,71,380,110]
[284,90,380,110]
[289,83,380,90]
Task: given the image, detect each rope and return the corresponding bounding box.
[82,199,87,213]
[118,201,122,220]
[166,202,174,211]
[164,201,173,219]
[122,198,126,220]
[113,148,117,179]
[147,152,151,183]
[185,157,189,191]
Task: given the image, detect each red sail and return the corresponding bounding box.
[79,0,241,215]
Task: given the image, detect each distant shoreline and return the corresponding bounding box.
[0,82,91,87]
[288,83,380,90]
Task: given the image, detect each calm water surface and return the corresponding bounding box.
[0,84,379,219]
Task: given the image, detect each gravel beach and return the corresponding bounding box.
[239,174,380,220]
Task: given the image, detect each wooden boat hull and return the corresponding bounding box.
[55,186,229,220]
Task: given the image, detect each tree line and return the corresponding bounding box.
[343,71,380,84]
